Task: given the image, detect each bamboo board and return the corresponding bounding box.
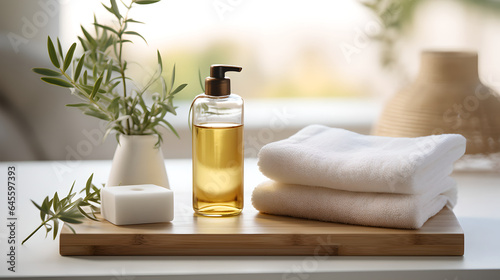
[60,201,464,256]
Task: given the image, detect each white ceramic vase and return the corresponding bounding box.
[107,135,170,188]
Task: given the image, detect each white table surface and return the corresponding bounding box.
[0,159,499,280]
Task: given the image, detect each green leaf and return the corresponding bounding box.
[59,215,83,224]
[110,0,122,19]
[137,94,148,112]
[161,102,177,115]
[124,31,147,44]
[32,68,61,77]
[85,174,94,196]
[80,85,93,95]
[131,113,140,127]
[81,26,96,47]
[57,38,64,59]
[157,50,163,73]
[73,54,86,81]
[103,126,115,141]
[109,81,120,91]
[66,192,77,205]
[65,224,77,234]
[107,97,120,115]
[102,3,115,17]
[77,206,99,221]
[67,181,75,197]
[78,200,90,207]
[135,0,161,4]
[63,43,77,71]
[42,197,49,210]
[170,83,187,95]
[32,200,45,220]
[83,70,88,85]
[84,110,111,121]
[53,192,60,212]
[170,64,176,92]
[151,128,163,147]
[41,77,73,88]
[47,37,60,68]
[125,18,145,24]
[93,23,118,35]
[63,199,80,212]
[160,119,179,138]
[66,205,84,216]
[91,76,103,100]
[105,35,114,49]
[91,186,100,198]
[93,14,99,35]
[44,224,52,238]
[59,194,69,206]
[78,36,89,52]
[105,61,113,83]
[52,219,59,240]
[41,196,52,216]
[44,222,52,233]
[157,104,168,118]
[66,103,90,108]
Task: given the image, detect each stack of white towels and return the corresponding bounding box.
[252,125,467,229]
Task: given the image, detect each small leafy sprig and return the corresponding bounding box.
[22,174,102,245]
[32,0,186,144]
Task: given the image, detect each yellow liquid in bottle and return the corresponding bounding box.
[192,123,244,216]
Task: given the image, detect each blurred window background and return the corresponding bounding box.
[2,0,500,161]
[59,0,500,100]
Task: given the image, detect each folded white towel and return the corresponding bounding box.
[252,178,457,229]
[258,125,466,195]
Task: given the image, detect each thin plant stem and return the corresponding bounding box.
[22,220,49,245]
[118,6,132,134]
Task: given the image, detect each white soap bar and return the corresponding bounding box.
[101,184,174,225]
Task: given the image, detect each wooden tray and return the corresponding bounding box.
[60,199,464,256]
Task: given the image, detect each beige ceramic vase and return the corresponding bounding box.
[373,51,500,155]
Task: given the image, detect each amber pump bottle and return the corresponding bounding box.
[191,65,243,217]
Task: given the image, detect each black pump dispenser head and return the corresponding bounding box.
[205,64,242,96]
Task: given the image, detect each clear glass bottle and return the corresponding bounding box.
[191,65,243,217]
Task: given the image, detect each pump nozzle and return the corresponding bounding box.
[205,64,242,96]
[210,65,242,79]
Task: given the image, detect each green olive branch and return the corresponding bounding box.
[22,174,101,245]
[32,0,185,144]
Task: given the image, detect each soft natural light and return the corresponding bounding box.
[59,0,382,100]
[54,0,500,102]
